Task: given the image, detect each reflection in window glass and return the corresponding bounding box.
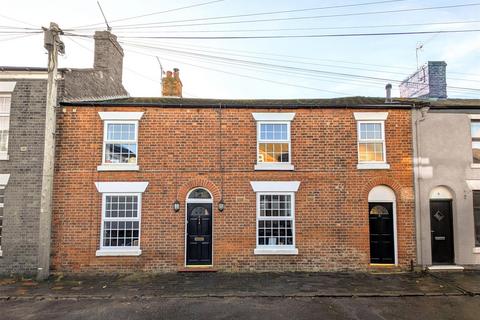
[103,195,140,248]
[472,122,480,164]
[104,122,138,164]
[257,194,294,247]
[258,123,290,163]
[358,121,385,163]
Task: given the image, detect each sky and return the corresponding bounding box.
[1,0,479,99]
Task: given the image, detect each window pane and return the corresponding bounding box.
[259,143,289,163]
[103,195,140,248]
[473,191,480,247]
[0,96,11,113]
[260,194,291,217]
[107,123,136,141]
[359,142,384,162]
[260,123,288,141]
[472,122,480,138]
[473,142,480,164]
[105,143,137,164]
[258,218,293,246]
[188,188,212,199]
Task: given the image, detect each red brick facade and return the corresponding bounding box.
[52,104,415,273]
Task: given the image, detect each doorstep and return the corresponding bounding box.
[427,265,464,272]
[178,265,218,273]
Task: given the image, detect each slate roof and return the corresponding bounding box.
[61,96,417,108]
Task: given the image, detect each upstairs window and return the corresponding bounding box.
[258,123,289,163]
[354,112,390,170]
[0,93,12,160]
[358,122,385,162]
[252,113,295,171]
[104,122,138,164]
[471,121,480,164]
[97,112,143,171]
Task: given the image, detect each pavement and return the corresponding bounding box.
[0,271,479,319]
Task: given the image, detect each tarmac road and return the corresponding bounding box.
[1,296,479,320]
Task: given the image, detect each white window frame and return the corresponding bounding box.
[0,174,10,256]
[95,181,148,256]
[252,113,295,171]
[97,112,143,171]
[0,82,15,161]
[251,181,300,255]
[354,112,390,170]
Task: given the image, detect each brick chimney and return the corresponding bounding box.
[162,68,183,97]
[93,31,124,82]
[399,61,447,99]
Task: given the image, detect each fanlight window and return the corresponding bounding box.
[370,205,389,216]
[188,188,211,199]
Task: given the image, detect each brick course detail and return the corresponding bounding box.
[52,106,415,273]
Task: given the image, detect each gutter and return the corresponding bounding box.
[59,101,415,109]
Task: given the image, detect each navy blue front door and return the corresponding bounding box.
[186,203,212,265]
[369,202,395,264]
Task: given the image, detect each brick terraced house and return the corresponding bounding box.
[52,96,417,273]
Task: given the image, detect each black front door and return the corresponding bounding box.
[369,202,395,264]
[430,200,454,264]
[186,203,212,265]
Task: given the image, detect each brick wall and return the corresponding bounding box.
[51,105,415,273]
[0,79,48,275]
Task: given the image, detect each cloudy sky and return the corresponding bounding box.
[1,0,479,99]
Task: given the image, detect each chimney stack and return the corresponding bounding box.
[162,68,183,97]
[385,83,392,103]
[399,61,447,99]
[93,31,124,82]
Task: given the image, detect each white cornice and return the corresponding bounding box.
[354,112,388,121]
[0,82,16,92]
[250,181,300,192]
[98,112,144,121]
[252,112,295,121]
[95,181,149,193]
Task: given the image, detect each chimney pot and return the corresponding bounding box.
[162,68,183,97]
[385,83,392,103]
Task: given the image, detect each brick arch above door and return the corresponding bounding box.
[178,177,221,204]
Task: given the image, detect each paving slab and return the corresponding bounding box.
[0,272,464,300]
[432,271,480,295]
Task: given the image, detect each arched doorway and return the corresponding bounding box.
[368,185,397,265]
[185,188,213,266]
[429,186,454,265]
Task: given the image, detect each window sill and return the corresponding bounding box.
[0,154,9,161]
[97,164,140,172]
[254,163,294,171]
[471,164,480,169]
[96,249,142,256]
[254,247,298,255]
[357,163,390,170]
[473,247,480,254]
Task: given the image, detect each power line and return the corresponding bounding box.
[69,0,226,30]
[119,39,480,84]
[89,0,407,30]
[113,28,480,40]
[0,13,39,28]
[100,3,480,30]
[116,40,480,93]
[108,19,480,34]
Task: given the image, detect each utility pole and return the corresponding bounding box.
[37,22,64,281]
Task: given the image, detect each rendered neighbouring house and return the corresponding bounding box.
[52,94,418,273]
[0,31,127,277]
[401,62,480,269]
